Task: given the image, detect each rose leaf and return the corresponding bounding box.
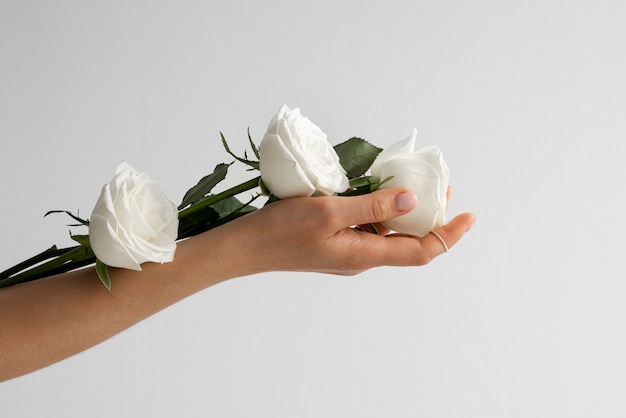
[221,132,260,170]
[95,258,112,293]
[179,163,231,210]
[334,137,382,179]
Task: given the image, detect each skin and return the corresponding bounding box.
[0,188,475,382]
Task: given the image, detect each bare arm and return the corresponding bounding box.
[0,188,475,381]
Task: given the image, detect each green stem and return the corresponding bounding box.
[0,246,95,288]
[178,176,260,220]
[0,176,262,288]
[0,246,73,280]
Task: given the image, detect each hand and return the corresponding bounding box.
[0,187,474,381]
[227,187,476,276]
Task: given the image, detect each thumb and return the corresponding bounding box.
[332,188,417,228]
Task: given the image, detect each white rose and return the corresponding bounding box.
[259,104,349,198]
[371,128,449,237]
[89,161,179,270]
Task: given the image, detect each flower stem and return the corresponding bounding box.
[0,176,262,288]
[0,246,95,288]
[178,176,261,220]
[0,246,72,280]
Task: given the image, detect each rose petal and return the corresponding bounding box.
[259,133,316,198]
[89,213,142,270]
[370,127,417,179]
[379,154,444,236]
[372,129,450,237]
[89,161,178,269]
[259,105,349,197]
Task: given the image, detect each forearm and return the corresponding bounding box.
[0,222,253,382]
[0,189,474,382]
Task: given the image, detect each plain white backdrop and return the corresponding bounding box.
[1,1,625,417]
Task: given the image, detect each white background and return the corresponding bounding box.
[1,1,625,417]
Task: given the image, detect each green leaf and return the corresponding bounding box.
[334,137,382,179]
[208,195,259,228]
[45,210,90,226]
[177,196,258,239]
[348,175,377,189]
[258,178,271,196]
[177,176,260,220]
[179,163,230,210]
[371,175,394,191]
[339,175,395,196]
[95,259,111,293]
[221,132,260,170]
[177,205,220,239]
[210,196,257,218]
[70,234,90,247]
[248,128,260,159]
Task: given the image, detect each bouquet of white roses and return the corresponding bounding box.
[0,105,449,292]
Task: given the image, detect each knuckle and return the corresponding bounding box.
[414,253,432,266]
[314,198,336,223]
[367,198,387,223]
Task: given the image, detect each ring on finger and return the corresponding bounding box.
[429,230,449,253]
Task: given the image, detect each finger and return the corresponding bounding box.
[352,212,475,267]
[422,213,476,258]
[330,188,417,229]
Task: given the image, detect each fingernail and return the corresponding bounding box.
[395,192,417,212]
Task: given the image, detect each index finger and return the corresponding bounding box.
[359,212,476,267]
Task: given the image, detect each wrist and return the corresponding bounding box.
[176,217,264,289]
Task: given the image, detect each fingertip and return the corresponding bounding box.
[338,188,418,227]
[432,212,476,251]
[394,191,418,213]
[462,213,477,231]
[449,212,476,233]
